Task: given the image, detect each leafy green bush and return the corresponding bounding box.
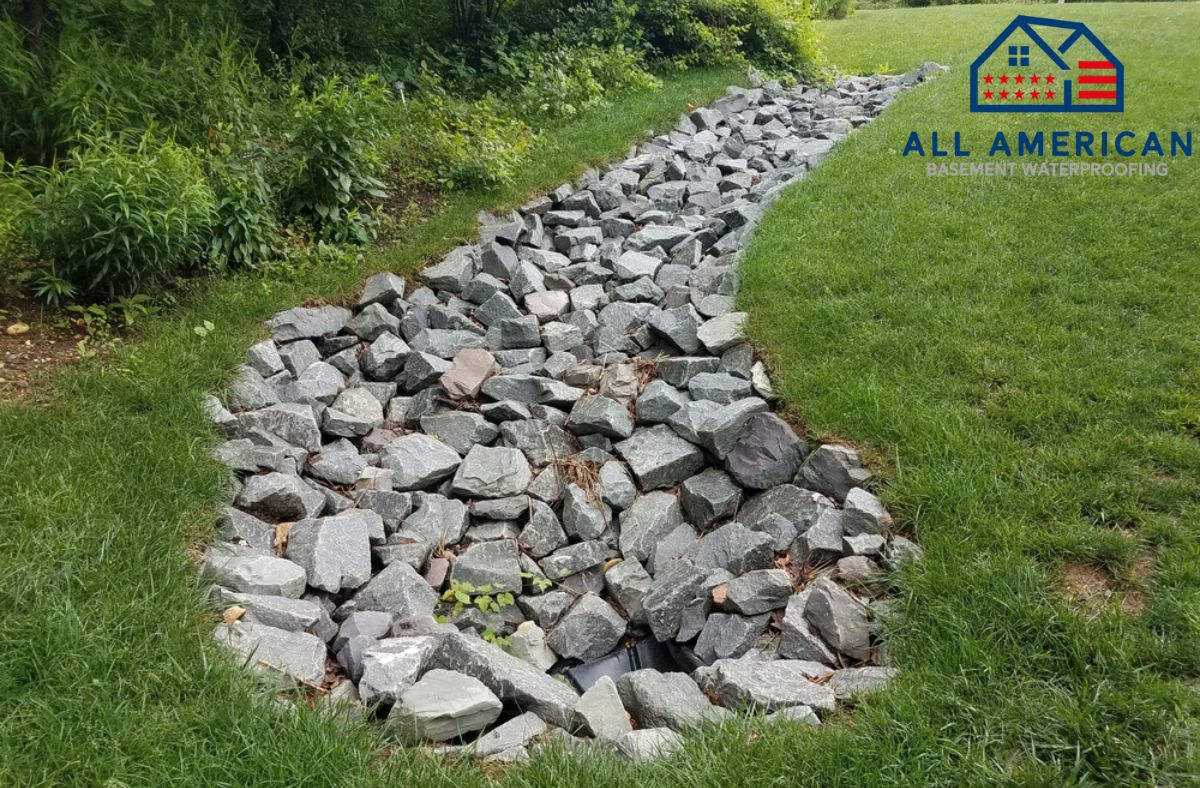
[813,0,856,19]
[207,146,279,269]
[283,75,389,243]
[485,37,660,120]
[386,80,534,190]
[628,0,822,76]
[26,138,216,296]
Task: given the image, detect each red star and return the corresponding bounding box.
[1045,74,1056,84]
[1029,74,1040,84]
[1015,74,1025,84]
[984,89,994,100]
[1029,89,1040,99]
[984,74,994,85]
[1045,89,1055,100]
[999,89,1009,99]
[1014,89,1024,99]
[999,74,1009,84]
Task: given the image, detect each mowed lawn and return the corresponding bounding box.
[738,2,1200,784]
[1,6,1198,787]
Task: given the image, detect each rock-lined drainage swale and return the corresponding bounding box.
[203,64,942,764]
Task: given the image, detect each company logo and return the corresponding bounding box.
[970,16,1123,113]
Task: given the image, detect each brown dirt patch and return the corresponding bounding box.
[0,294,86,404]
[1060,560,1149,616]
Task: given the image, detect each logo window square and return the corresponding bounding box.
[1008,44,1030,67]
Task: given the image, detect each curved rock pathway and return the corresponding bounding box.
[203,64,942,763]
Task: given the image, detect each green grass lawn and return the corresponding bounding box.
[2,4,1199,785]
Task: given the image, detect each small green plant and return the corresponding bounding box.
[479,628,511,649]
[208,145,278,269]
[27,265,78,306]
[284,75,389,243]
[441,581,517,616]
[520,570,553,594]
[27,136,216,297]
[193,320,216,339]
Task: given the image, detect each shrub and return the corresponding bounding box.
[387,84,534,190]
[208,146,279,269]
[630,0,822,76]
[484,37,660,120]
[26,138,216,296]
[284,75,389,243]
[813,0,856,19]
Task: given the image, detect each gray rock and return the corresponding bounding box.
[213,621,326,685]
[829,666,898,700]
[473,711,548,758]
[635,380,690,425]
[643,561,708,641]
[451,540,522,593]
[519,501,567,558]
[236,472,325,521]
[836,555,885,589]
[358,272,406,307]
[688,372,752,404]
[843,487,892,536]
[561,484,611,541]
[499,419,577,466]
[615,425,706,490]
[614,251,663,281]
[419,411,498,455]
[696,312,747,354]
[216,590,322,634]
[434,631,579,728]
[692,522,775,575]
[202,544,306,598]
[616,669,726,730]
[702,658,835,712]
[241,402,322,452]
[285,511,373,593]
[767,705,820,726]
[548,593,626,661]
[794,509,846,564]
[358,636,440,706]
[362,333,411,380]
[267,305,351,342]
[379,434,461,491]
[647,523,700,574]
[597,461,637,510]
[421,247,477,293]
[574,675,632,741]
[694,612,770,663]
[402,494,468,545]
[804,576,871,660]
[346,302,401,341]
[230,366,279,410]
[604,559,653,625]
[616,490,682,564]
[388,669,503,742]
[348,562,437,619]
[725,412,805,489]
[566,396,634,440]
[246,340,284,377]
[401,352,451,392]
[451,445,532,498]
[542,540,614,579]
[721,569,792,614]
[518,590,574,630]
[796,444,872,501]
[739,484,832,551]
[657,356,720,387]
[616,728,684,762]
[779,592,836,664]
[884,534,924,569]
[216,506,276,552]
[481,375,584,407]
[681,468,741,529]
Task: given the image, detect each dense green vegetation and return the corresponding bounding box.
[0,0,821,302]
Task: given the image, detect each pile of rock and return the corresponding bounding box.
[203,66,939,762]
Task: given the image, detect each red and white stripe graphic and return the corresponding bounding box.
[1076,60,1117,100]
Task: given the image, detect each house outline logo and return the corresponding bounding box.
[970,16,1123,113]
